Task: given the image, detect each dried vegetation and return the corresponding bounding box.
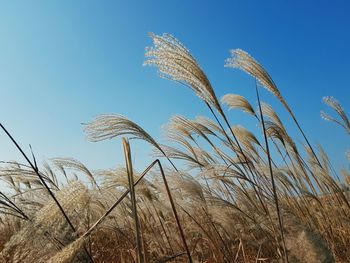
[0,33,349,263]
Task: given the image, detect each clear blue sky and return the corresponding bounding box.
[0,1,349,173]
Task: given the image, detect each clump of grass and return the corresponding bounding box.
[0,32,349,263]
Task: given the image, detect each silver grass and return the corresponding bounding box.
[0,162,56,190]
[95,168,129,189]
[283,216,335,263]
[164,117,195,142]
[84,114,163,153]
[47,237,86,263]
[231,125,261,162]
[225,49,288,111]
[1,181,90,263]
[261,102,284,130]
[320,110,344,128]
[1,34,349,262]
[164,116,233,166]
[166,115,216,140]
[145,33,222,111]
[154,144,205,168]
[170,173,205,203]
[84,114,180,172]
[321,96,350,134]
[154,144,217,169]
[341,169,350,187]
[232,125,261,149]
[51,158,99,189]
[42,161,59,189]
[195,116,226,136]
[264,121,298,154]
[190,147,218,166]
[221,93,256,116]
[199,164,247,182]
[161,133,204,169]
[165,116,220,153]
[226,49,322,169]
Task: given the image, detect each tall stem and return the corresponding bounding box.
[122,138,144,263]
[255,82,288,263]
[157,160,193,263]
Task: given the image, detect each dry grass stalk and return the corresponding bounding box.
[122,138,144,263]
[255,82,288,263]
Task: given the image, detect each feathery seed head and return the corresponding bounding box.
[225,49,290,113]
[145,33,221,111]
[322,96,350,133]
[221,93,256,116]
[84,114,164,153]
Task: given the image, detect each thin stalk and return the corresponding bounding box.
[122,138,144,263]
[0,191,29,220]
[157,160,193,263]
[289,111,323,168]
[206,104,269,213]
[255,82,288,263]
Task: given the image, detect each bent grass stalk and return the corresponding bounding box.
[122,138,144,263]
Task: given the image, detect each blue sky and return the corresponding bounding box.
[0,1,349,173]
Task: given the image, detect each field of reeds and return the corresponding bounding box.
[0,33,349,263]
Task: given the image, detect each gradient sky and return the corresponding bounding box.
[0,1,349,174]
